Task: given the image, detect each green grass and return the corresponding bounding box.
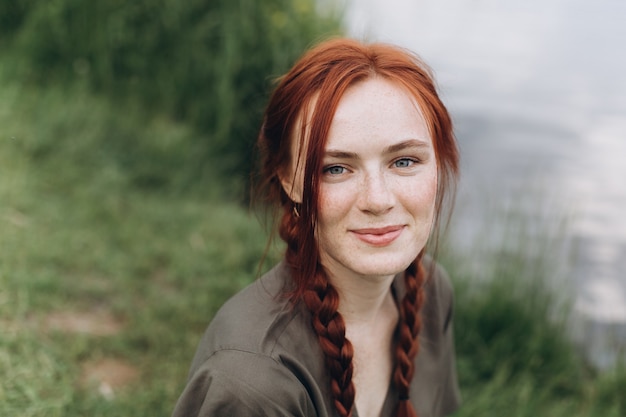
[1,63,624,417]
[0,74,279,415]
[440,204,625,416]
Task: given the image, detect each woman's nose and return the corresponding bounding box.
[358,171,395,214]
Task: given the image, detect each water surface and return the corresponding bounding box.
[345,0,626,368]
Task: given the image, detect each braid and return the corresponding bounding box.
[303,269,356,417]
[280,206,356,417]
[393,254,426,417]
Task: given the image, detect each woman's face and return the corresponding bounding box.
[315,77,438,283]
[281,77,438,283]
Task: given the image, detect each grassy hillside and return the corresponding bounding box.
[0,75,281,415]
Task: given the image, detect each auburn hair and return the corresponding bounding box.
[255,38,459,417]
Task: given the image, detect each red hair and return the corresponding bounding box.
[255,38,459,417]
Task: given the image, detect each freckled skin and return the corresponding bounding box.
[316,77,438,285]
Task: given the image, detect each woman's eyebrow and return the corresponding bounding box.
[383,139,430,154]
[325,139,430,159]
[324,150,359,159]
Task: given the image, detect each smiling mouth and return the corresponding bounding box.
[351,226,404,247]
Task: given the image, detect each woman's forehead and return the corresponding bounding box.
[327,78,429,148]
[285,80,435,179]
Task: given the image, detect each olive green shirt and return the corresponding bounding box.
[172,261,461,417]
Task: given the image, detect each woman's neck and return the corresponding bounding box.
[328,270,397,325]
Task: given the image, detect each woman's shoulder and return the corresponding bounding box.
[173,347,319,417]
[173,262,327,417]
[414,255,456,345]
[393,255,455,308]
[412,256,461,416]
[189,262,309,366]
[422,255,455,303]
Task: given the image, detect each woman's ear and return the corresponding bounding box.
[278,168,303,204]
[279,116,308,204]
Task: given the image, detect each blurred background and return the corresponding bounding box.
[0,0,624,416]
[345,0,626,371]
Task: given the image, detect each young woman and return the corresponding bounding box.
[172,38,461,417]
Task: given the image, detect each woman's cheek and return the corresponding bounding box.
[319,187,347,221]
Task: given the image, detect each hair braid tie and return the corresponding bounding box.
[396,399,417,417]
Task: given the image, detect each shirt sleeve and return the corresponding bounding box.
[171,349,317,417]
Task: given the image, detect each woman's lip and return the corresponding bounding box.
[351,225,404,246]
[352,225,404,235]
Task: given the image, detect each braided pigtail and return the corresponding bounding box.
[279,205,356,417]
[303,269,356,417]
[393,253,426,417]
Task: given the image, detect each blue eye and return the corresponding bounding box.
[324,166,346,175]
[394,158,415,168]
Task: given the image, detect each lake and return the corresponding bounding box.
[344,0,626,368]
